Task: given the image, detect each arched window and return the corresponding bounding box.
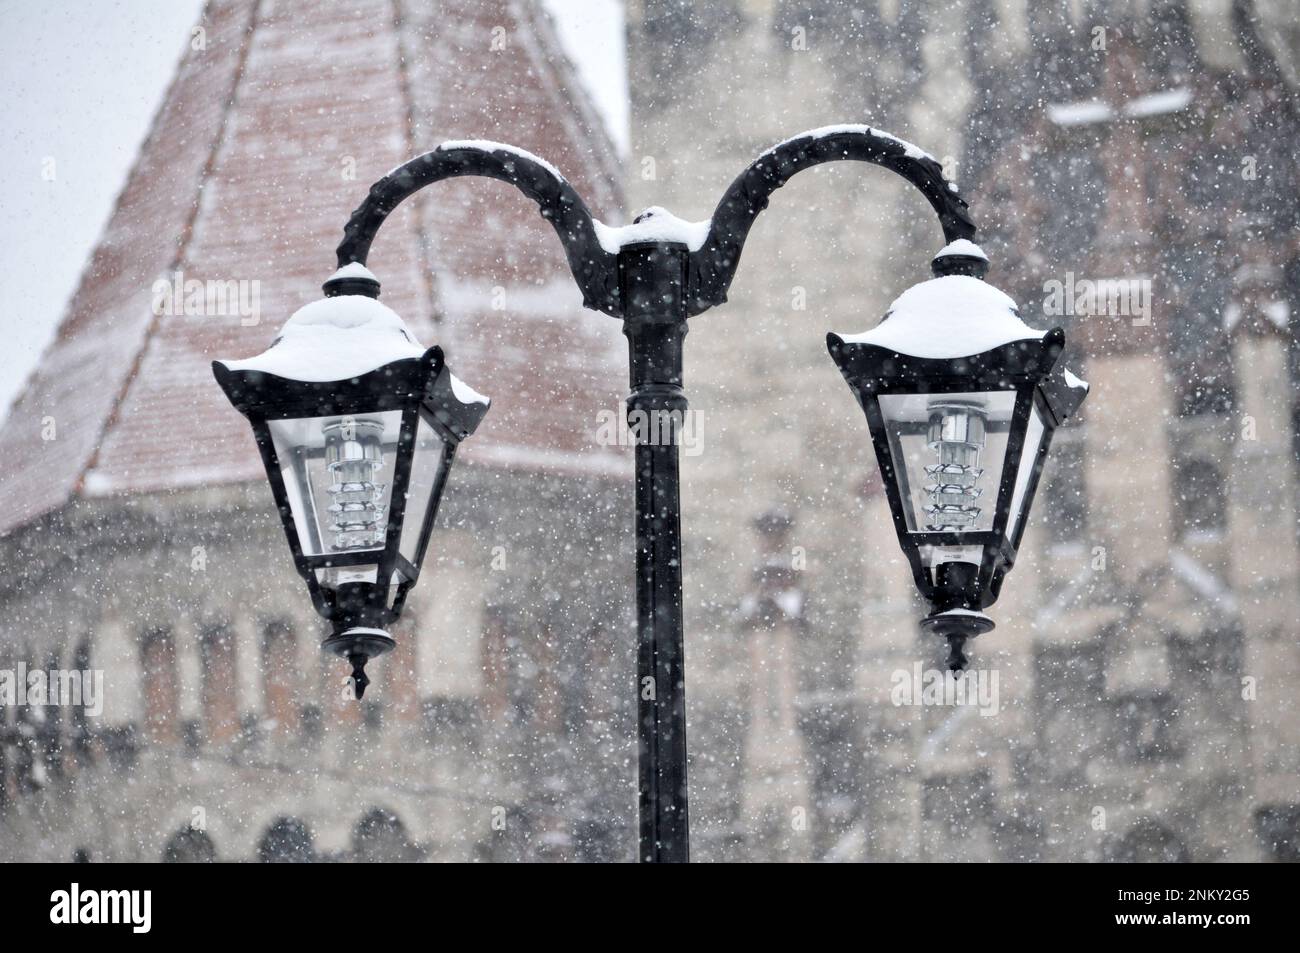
[162,826,217,863]
[198,623,238,745]
[1113,819,1191,863]
[261,620,298,735]
[257,816,315,863]
[352,807,423,862]
[141,627,178,746]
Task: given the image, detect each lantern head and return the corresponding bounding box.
[828,250,1087,669]
[213,267,489,695]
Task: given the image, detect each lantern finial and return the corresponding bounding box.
[348,654,371,699]
[921,608,995,672]
[930,239,989,278]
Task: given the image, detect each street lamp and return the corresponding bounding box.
[827,242,1088,670]
[212,271,489,696]
[211,127,1086,862]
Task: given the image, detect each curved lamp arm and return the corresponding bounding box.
[335,142,621,315]
[688,126,977,316]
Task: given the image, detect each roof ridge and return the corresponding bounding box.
[76,0,264,496]
[517,0,625,216]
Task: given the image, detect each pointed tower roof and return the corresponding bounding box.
[0,0,625,537]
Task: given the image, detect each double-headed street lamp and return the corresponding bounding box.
[214,126,1087,863]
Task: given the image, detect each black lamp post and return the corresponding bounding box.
[213,126,1086,862]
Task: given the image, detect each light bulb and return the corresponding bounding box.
[323,417,387,549]
[923,400,986,531]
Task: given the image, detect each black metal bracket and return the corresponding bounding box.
[332,129,975,324]
[688,127,977,315]
[335,143,620,315]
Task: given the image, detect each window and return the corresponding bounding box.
[261,621,298,735]
[1042,426,1088,548]
[141,627,178,745]
[198,624,238,745]
[1173,456,1227,541]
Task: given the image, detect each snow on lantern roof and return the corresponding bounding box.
[833,275,1049,359]
[1063,367,1089,391]
[935,238,988,261]
[219,295,419,382]
[592,206,711,253]
[328,262,379,284]
[216,291,489,404]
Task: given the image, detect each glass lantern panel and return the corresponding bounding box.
[398,415,452,572]
[1006,402,1048,543]
[878,391,1016,534]
[269,410,404,557]
[314,564,379,588]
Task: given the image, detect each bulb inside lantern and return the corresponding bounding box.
[923,401,987,531]
[323,417,387,550]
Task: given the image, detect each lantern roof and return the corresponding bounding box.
[833,275,1048,359]
[216,292,488,405]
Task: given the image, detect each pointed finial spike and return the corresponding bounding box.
[946,636,969,672]
[348,654,370,700]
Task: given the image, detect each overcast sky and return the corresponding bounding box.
[0,0,627,424]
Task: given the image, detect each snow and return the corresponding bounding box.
[1124,87,1193,118]
[833,275,1047,358]
[930,608,993,621]
[1063,368,1089,390]
[218,293,488,405]
[217,295,425,382]
[592,206,711,252]
[449,372,489,407]
[1048,88,1193,127]
[935,239,988,261]
[434,140,567,183]
[1223,299,1289,331]
[1046,100,1114,126]
[761,123,935,162]
[328,262,378,283]
[1169,549,1239,615]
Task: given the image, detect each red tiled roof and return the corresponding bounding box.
[0,0,627,535]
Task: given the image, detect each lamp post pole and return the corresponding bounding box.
[328,128,978,863]
[621,240,691,862]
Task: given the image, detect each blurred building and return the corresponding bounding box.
[625,0,1298,860]
[0,0,634,861]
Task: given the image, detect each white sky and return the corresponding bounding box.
[0,0,627,424]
